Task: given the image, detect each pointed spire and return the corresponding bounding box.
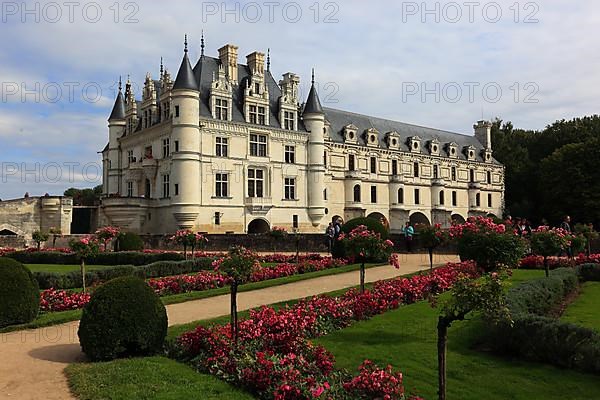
[303,68,324,115]
[200,30,205,57]
[160,57,164,76]
[173,34,198,91]
[118,76,122,92]
[109,77,126,121]
[267,48,271,72]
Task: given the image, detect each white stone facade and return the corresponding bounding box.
[99,41,504,235]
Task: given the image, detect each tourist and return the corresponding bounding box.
[325,223,335,253]
[560,215,573,258]
[402,222,414,253]
[334,218,342,238]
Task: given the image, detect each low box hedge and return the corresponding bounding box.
[34,258,214,289]
[6,250,184,266]
[486,265,600,374]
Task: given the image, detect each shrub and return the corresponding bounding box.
[332,217,388,258]
[486,267,600,374]
[5,250,185,266]
[117,232,144,251]
[78,276,167,361]
[575,263,600,282]
[0,257,40,327]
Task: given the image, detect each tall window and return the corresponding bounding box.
[370,157,377,174]
[391,159,398,176]
[283,111,295,130]
[433,165,439,179]
[215,98,228,120]
[174,183,179,196]
[353,184,361,202]
[451,166,457,181]
[126,181,133,197]
[162,174,170,198]
[487,171,492,184]
[162,138,170,158]
[292,215,299,229]
[258,106,266,125]
[452,191,457,206]
[174,105,180,118]
[215,173,228,197]
[216,137,228,157]
[284,178,296,200]
[370,186,377,203]
[250,105,266,125]
[250,134,267,157]
[414,188,420,204]
[439,190,445,205]
[413,162,419,177]
[247,168,264,198]
[348,154,355,171]
[127,150,135,164]
[398,188,404,204]
[470,169,475,183]
[488,193,492,207]
[174,140,179,152]
[214,212,221,225]
[249,105,257,124]
[323,151,327,167]
[323,188,327,200]
[476,193,481,207]
[284,145,295,164]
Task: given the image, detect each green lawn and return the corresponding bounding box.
[314,270,600,400]
[66,356,254,400]
[561,281,600,331]
[26,264,112,273]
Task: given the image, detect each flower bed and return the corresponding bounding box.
[38,257,349,312]
[174,261,477,399]
[519,253,600,269]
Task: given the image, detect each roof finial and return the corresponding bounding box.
[267,48,271,72]
[184,34,188,53]
[311,68,315,86]
[118,76,122,92]
[160,57,164,75]
[200,30,205,57]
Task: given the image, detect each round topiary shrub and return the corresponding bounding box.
[332,217,389,259]
[78,276,167,361]
[116,232,144,251]
[0,257,40,328]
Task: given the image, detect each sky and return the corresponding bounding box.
[1,0,599,199]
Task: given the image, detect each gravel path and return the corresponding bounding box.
[0,253,458,400]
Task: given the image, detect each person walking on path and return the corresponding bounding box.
[560,215,573,258]
[402,221,415,253]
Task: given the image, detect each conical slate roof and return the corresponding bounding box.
[173,51,198,91]
[303,83,323,115]
[108,90,125,120]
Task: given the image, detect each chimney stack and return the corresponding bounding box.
[218,44,239,83]
[246,51,265,76]
[474,120,493,150]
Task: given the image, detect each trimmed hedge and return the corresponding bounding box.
[575,263,600,282]
[487,266,600,374]
[0,257,40,327]
[332,217,389,259]
[33,258,214,289]
[78,276,167,361]
[6,250,184,266]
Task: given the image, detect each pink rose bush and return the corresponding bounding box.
[175,261,478,399]
[95,226,121,251]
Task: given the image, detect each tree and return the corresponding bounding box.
[32,231,49,250]
[337,225,396,293]
[213,246,258,346]
[529,226,573,277]
[49,227,62,247]
[69,236,99,292]
[95,226,120,251]
[432,270,511,400]
[417,223,447,272]
[169,230,207,259]
[575,223,598,256]
[64,185,102,206]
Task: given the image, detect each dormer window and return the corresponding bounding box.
[283,110,295,130]
[343,124,358,144]
[482,148,493,163]
[447,142,458,158]
[408,136,421,153]
[215,98,229,120]
[386,131,401,150]
[464,145,476,161]
[429,139,440,156]
[249,105,267,125]
[365,128,379,147]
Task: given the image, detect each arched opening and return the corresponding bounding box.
[0,229,17,236]
[397,188,404,204]
[248,218,270,234]
[451,214,466,224]
[353,184,361,202]
[409,212,430,227]
[367,212,389,230]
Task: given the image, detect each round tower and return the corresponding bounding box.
[302,70,326,227]
[106,78,126,195]
[170,36,201,230]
